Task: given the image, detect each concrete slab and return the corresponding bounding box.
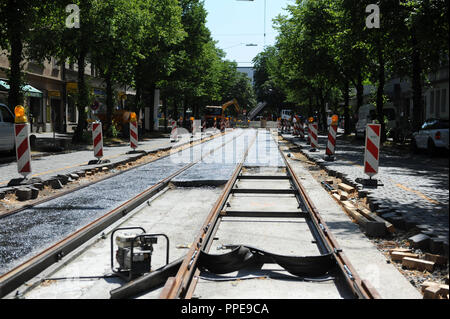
[210,217,319,256]
[21,187,224,299]
[226,195,301,213]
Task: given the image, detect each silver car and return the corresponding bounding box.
[0,103,15,153]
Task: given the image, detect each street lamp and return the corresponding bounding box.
[237,0,267,47]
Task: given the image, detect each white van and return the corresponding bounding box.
[355,103,397,138]
[281,109,292,120]
[0,103,15,152]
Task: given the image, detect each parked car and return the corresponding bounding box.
[355,103,397,139]
[0,103,15,153]
[411,119,449,155]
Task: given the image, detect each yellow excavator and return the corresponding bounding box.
[204,98,240,128]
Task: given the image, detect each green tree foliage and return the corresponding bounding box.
[263,0,448,139]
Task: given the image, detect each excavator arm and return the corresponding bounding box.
[222,98,240,114]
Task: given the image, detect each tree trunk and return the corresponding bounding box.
[6,5,24,112]
[343,80,350,135]
[376,41,386,142]
[105,73,114,136]
[163,97,168,132]
[356,71,364,112]
[72,51,88,144]
[142,84,155,132]
[411,29,423,132]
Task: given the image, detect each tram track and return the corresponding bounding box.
[159,130,381,299]
[1,128,382,299]
[0,129,244,298]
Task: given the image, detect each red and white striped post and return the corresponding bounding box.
[364,123,381,179]
[129,113,138,150]
[325,115,339,161]
[170,120,178,142]
[309,120,318,152]
[299,122,305,139]
[293,120,298,136]
[92,121,104,161]
[14,106,32,178]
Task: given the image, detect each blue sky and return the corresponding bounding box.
[203,0,294,67]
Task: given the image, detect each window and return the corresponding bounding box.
[0,105,14,123]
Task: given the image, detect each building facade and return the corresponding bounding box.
[0,52,135,133]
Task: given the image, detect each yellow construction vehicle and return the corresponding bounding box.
[204,99,241,128]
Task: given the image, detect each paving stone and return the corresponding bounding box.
[29,187,39,200]
[430,238,448,255]
[33,183,45,190]
[49,179,63,190]
[56,175,69,185]
[15,188,32,201]
[69,173,79,180]
[403,218,418,231]
[76,171,86,177]
[408,233,431,250]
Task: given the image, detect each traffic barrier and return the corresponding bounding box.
[364,124,381,178]
[170,120,178,142]
[293,122,298,136]
[130,118,138,150]
[299,122,305,139]
[14,106,32,178]
[326,124,338,158]
[92,121,104,160]
[309,123,318,151]
[193,120,201,135]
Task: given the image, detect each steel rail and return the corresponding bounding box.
[159,131,259,299]
[0,130,242,298]
[278,138,381,299]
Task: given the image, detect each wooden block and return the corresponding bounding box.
[439,284,449,295]
[391,251,420,261]
[402,257,435,272]
[340,191,349,201]
[359,208,395,233]
[389,248,412,254]
[342,205,368,228]
[421,281,440,293]
[325,179,334,184]
[338,183,355,193]
[424,253,448,266]
[423,285,441,299]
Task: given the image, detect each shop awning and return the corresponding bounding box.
[0,80,43,98]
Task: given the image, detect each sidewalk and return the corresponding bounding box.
[0,134,172,187]
[283,132,449,256]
